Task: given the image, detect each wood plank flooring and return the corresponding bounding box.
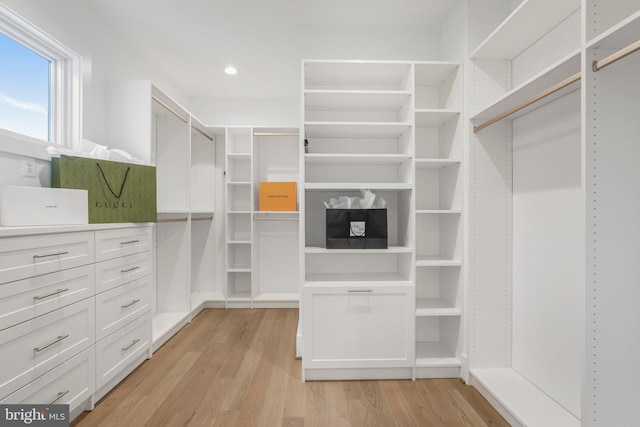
[73,309,509,427]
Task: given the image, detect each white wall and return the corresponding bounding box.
[190,25,442,126]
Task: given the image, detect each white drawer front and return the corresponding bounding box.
[0,232,94,285]
[0,298,95,400]
[96,312,150,389]
[95,251,151,294]
[95,276,151,341]
[303,285,414,369]
[1,346,95,413]
[0,265,95,331]
[95,227,152,262]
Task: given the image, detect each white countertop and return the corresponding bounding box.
[0,222,154,238]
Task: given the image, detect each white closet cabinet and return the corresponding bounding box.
[224,127,300,308]
[467,0,583,426]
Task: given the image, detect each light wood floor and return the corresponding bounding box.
[73,309,509,427]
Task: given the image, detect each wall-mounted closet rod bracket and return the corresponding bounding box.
[253,132,299,137]
[192,125,214,141]
[593,39,640,72]
[473,72,581,133]
[151,95,188,123]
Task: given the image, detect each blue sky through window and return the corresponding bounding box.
[0,31,50,141]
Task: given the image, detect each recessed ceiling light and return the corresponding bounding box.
[224,66,238,75]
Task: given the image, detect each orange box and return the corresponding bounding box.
[259,182,297,211]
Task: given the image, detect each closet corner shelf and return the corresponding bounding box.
[305,182,412,191]
[415,342,461,368]
[304,122,412,138]
[471,49,581,122]
[305,153,412,165]
[469,0,580,60]
[470,368,580,427]
[415,110,460,127]
[415,159,461,169]
[304,90,412,111]
[414,62,460,86]
[586,9,640,50]
[416,256,462,267]
[305,246,413,254]
[416,298,461,316]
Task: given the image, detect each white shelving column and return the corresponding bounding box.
[225,127,253,308]
[467,1,582,426]
[585,5,640,426]
[301,60,415,381]
[413,62,464,378]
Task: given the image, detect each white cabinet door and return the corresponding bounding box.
[303,285,414,369]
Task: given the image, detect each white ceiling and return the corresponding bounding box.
[86,0,455,99]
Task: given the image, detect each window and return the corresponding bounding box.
[0,4,81,156]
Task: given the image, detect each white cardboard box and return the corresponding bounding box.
[1,186,88,226]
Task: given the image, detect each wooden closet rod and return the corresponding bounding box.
[253,132,299,137]
[152,95,188,123]
[593,39,640,72]
[157,217,188,223]
[473,72,581,133]
[191,125,214,141]
[192,216,214,221]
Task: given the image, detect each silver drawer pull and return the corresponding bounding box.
[348,289,374,293]
[34,335,69,353]
[34,288,69,300]
[121,299,141,309]
[122,338,140,352]
[120,240,140,245]
[49,390,69,405]
[33,251,69,259]
[121,266,140,274]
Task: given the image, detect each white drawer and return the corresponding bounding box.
[95,251,152,294]
[96,312,150,390]
[0,232,94,285]
[95,227,152,262]
[0,265,95,331]
[95,276,151,341]
[0,298,95,400]
[1,346,95,413]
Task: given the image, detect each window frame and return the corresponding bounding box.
[0,3,81,160]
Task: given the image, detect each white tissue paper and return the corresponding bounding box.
[47,139,145,165]
[323,190,386,209]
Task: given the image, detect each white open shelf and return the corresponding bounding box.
[253,293,299,302]
[416,298,461,316]
[227,153,251,159]
[587,9,640,50]
[305,246,413,254]
[472,49,581,121]
[305,182,412,191]
[470,0,581,59]
[414,62,460,86]
[415,159,461,169]
[227,292,251,301]
[415,342,461,368]
[227,240,251,244]
[304,61,412,91]
[304,90,411,111]
[416,256,462,267]
[416,210,461,214]
[305,122,411,138]
[415,110,460,126]
[471,369,580,427]
[305,153,412,165]
[305,272,411,285]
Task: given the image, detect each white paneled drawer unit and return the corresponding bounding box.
[303,284,415,379]
[0,297,95,400]
[1,347,95,413]
[0,223,153,422]
[95,312,151,389]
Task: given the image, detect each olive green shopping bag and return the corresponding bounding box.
[51,155,157,223]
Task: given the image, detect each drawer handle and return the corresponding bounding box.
[121,266,140,274]
[34,335,70,353]
[121,299,141,309]
[348,289,373,293]
[33,288,69,300]
[120,240,140,245]
[33,251,69,260]
[49,390,69,405]
[122,338,141,352]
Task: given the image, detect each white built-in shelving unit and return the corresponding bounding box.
[224,127,300,308]
[301,60,463,381]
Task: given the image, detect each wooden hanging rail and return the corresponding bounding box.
[473,72,581,133]
[192,216,214,221]
[191,125,214,141]
[157,217,188,223]
[151,95,188,123]
[253,132,299,137]
[592,39,640,72]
